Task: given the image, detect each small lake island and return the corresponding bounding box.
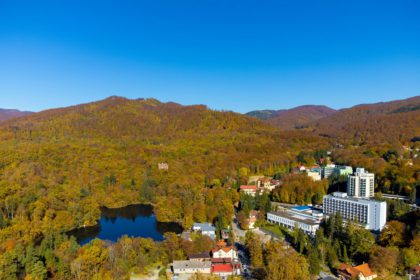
[69,204,183,245]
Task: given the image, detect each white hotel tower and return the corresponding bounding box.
[347,168,375,198]
[323,167,387,231]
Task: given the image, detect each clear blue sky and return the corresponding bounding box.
[0,0,419,113]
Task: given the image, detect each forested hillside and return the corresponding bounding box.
[308,97,420,195]
[311,96,420,145]
[246,105,336,130]
[247,97,420,196]
[0,96,418,279]
[0,96,329,241]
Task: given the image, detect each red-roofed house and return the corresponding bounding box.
[212,264,233,277]
[240,185,257,196]
[338,263,377,280]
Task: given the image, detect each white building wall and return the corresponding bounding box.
[173,267,211,274]
[347,168,375,198]
[213,249,237,260]
[323,193,386,231]
[267,212,319,235]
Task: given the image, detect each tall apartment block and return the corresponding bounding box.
[347,168,375,198]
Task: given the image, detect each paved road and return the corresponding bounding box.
[235,242,251,280]
[252,228,279,243]
[232,219,246,242]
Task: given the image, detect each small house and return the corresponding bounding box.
[211,240,238,261]
[240,185,257,196]
[337,263,377,280]
[192,223,216,240]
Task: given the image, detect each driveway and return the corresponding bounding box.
[232,219,246,241]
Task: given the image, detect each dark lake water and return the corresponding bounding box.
[69,204,183,245]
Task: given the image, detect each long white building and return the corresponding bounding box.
[267,206,322,235]
[171,260,211,275]
[347,168,375,198]
[323,192,387,231]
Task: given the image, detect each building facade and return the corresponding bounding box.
[211,264,234,277]
[248,210,259,229]
[212,247,238,260]
[211,240,238,261]
[171,260,212,275]
[240,185,257,196]
[347,168,375,198]
[267,207,321,235]
[307,170,322,181]
[257,177,279,191]
[192,223,216,240]
[322,164,353,179]
[323,192,387,231]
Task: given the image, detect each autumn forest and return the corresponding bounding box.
[0,96,419,279]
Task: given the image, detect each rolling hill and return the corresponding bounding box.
[0,96,328,237]
[246,105,337,130]
[0,95,418,241]
[247,96,420,146]
[0,108,32,121]
[310,96,420,145]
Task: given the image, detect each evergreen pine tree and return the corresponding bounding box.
[342,244,349,263]
[308,245,321,275]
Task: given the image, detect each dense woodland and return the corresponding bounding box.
[0,230,219,279]
[0,96,419,279]
[311,96,420,145]
[246,105,336,130]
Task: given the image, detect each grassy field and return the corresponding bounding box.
[261,223,285,238]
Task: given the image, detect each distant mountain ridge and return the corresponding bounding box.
[0,108,33,121]
[311,96,420,145]
[3,95,419,146]
[246,105,337,130]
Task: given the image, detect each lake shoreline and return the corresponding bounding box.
[67,203,183,245]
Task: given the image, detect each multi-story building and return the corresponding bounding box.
[267,206,322,235]
[322,164,353,179]
[323,192,386,231]
[347,168,375,198]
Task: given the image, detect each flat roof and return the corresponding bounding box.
[291,206,311,211]
[212,264,233,273]
[325,193,386,205]
[193,223,216,231]
[172,260,211,270]
[268,210,320,226]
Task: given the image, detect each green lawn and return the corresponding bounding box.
[261,223,285,238]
